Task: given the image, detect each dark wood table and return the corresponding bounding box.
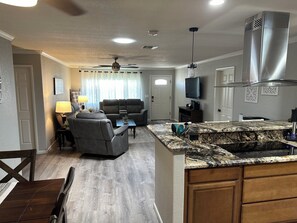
[0,179,65,223]
[116,119,136,138]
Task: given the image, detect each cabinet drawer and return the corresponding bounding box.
[243,174,297,203]
[242,198,297,223]
[188,167,241,184]
[244,162,297,178]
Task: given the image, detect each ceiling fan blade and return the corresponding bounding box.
[45,0,86,16]
[93,65,112,68]
[121,65,139,69]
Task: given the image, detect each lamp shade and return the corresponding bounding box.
[0,0,38,7]
[78,95,88,103]
[55,101,72,113]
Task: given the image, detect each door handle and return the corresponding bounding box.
[218,109,221,112]
[151,95,154,102]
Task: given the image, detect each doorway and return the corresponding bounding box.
[214,67,235,121]
[14,66,37,150]
[150,75,172,120]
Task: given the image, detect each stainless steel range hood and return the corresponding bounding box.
[216,11,297,87]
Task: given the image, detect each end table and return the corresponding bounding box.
[56,128,74,150]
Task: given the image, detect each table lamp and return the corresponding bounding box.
[78,95,88,110]
[55,101,72,128]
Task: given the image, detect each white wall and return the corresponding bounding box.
[70,68,81,90]
[0,36,21,178]
[174,42,297,121]
[41,55,71,149]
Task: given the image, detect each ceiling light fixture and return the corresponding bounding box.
[112,38,136,44]
[0,0,38,7]
[209,0,225,6]
[188,27,199,77]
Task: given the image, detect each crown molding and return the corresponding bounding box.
[0,30,14,41]
[197,50,243,65]
[176,50,243,70]
[41,52,69,67]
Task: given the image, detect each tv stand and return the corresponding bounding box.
[178,106,203,123]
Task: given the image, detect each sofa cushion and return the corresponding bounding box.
[127,105,141,113]
[126,99,142,113]
[102,99,119,114]
[76,112,107,119]
[126,99,141,105]
[118,99,126,110]
[128,113,143,122]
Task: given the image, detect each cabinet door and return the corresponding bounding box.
[188,180,240,223]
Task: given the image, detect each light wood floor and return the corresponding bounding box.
[34,127,158,223]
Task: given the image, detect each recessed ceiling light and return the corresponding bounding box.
[0,0,38,7]
[112,38,136,44]
[209,0,224,6]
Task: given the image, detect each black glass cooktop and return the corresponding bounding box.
[217,141,297,159]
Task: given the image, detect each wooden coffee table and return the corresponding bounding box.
[116,119,136,138]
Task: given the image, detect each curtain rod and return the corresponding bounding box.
[79,70,142,74]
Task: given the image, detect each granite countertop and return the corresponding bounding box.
[147,121,297,169]
[187,120,292,134]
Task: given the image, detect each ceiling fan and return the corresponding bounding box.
[0,0,86,16]
[94,57,139,71]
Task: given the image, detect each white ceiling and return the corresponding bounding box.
[0,0,297,69]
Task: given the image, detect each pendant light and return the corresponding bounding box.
[188,27,199,77]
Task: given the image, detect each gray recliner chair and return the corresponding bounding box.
[68,114,129,156]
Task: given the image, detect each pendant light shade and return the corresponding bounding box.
[188,27,199,77]
[0,0,38,7]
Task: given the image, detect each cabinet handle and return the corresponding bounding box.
[218,109,221,112]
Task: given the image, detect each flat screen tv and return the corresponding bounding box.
[185,77,200,99]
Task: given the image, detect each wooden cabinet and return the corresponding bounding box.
[241,162,297,223]
[185,162,297,223]
[179,106,203,123]
[185,167,242,223]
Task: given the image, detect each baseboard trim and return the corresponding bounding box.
[37,150,47,155]
[153,202,163,223]
[45,140,58,153]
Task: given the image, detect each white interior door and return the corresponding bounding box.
[214,67,234,121]
[14,66,36,150]
[151,75,172,120]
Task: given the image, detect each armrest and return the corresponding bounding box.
[114,125,128,136]
[140,109,148,114]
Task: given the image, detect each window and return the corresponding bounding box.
[81,71,142,110]
[155,79,167,86]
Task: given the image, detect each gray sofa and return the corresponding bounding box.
[99,99,147,126]
[68,112,129,156]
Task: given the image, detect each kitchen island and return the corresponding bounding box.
[148,121,297,223]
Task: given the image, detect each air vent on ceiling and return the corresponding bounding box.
[142,46,158,50]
